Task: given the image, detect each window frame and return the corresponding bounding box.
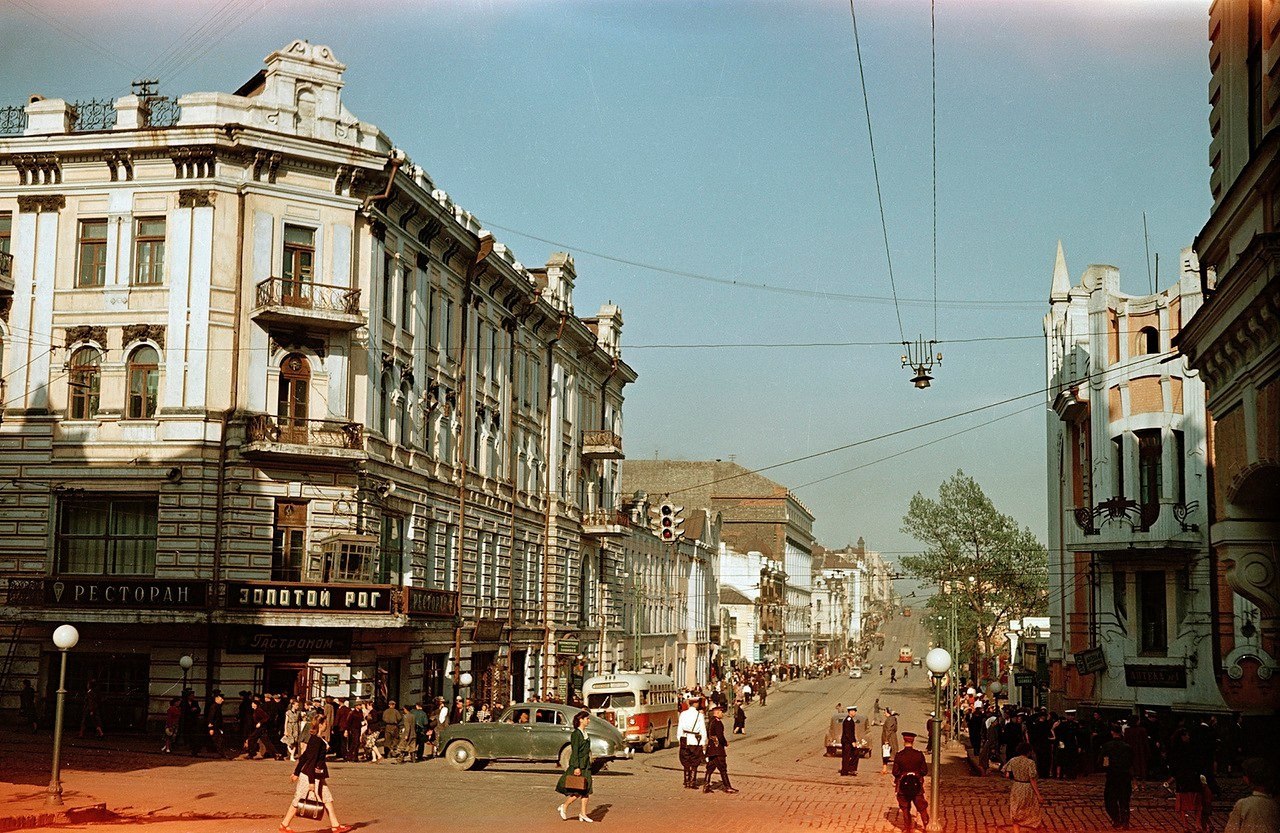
[77,219,109,288]
[0,212,11,254]
[401,264,415,331]
[281,224,316,301]
[1137,569,1169,655]
[68,346,102,420]
[131,216,166,286]
[271,499,309,582]
[1136,428,1162,514]
[382,251,396,324]
[55,495,159,576]
[125,345,160,420]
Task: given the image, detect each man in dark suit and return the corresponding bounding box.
[703,704,738,794]
[206,691,228,758]
[840,705,861,775]
[893,731,931,831]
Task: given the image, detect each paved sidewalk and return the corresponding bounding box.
[0,783,108,832]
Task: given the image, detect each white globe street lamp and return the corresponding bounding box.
[179,655,194,690]
[458,672,473,688]
[48,624,79,806]
[924,647,951,833]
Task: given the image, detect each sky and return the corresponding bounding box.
[0,0,1212,573]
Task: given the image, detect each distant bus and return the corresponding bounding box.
[898,646,914,663]
[902,607,912,617]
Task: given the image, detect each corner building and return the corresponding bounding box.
[1044,244,1228,717]
[0,41,635,729]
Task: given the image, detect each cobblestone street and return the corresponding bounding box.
[0,623,1252,832]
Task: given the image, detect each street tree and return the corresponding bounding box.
[900,470,1048,676]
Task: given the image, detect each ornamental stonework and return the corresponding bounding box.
[177,188,215,208]
[16,194,66,213]
[65,325,108,347]
[123,323,166,349]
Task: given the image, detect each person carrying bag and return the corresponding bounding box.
[556,711,595,823]
[279,714,353,833]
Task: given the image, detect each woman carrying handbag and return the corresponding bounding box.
[280,714,353,833]
[556,711,595,823]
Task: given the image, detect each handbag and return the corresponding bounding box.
[295,785,324,820]
[563,774,588,792]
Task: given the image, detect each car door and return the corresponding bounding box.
[502,707,536,758]
[529,707,571,762]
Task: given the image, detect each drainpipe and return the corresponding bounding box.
[207,183,247,708]
[540,313,567,698]
[361,150,405,214]
[453,233,494,693]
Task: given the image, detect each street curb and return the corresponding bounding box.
[0,803,111,832]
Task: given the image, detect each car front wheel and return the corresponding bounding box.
[447,740,480,771]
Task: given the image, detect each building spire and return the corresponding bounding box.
[1051,239,1071,302]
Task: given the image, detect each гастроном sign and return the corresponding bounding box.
[226,581,391,612]
[41,578,209,609]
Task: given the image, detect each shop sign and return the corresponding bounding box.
[21,578,209,609]
[1013,672,1037,687]
[1124,663,1187,689]
[473,618,505,642]
[1074,646,1107,675]
[226,626,353,655]
[558,638,580,656]
[226,581,392,613]
[407,588,459,618]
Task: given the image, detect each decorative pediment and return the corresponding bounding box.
[65,325,107,347]
[122,323,166,349]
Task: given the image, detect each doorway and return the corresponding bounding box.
[510,650,527,703]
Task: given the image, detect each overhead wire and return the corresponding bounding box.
[156,0,267,84]
[9,0,141,78]
[931,0,939,342]
[144,0,248,81]
[847,0,906,341]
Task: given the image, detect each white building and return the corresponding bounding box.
[1044,243,1226,715]
[0,41,636,727]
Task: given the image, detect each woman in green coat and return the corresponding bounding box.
[556,711,595,823]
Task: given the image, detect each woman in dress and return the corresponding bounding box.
[1005,742,1044,832]
[733,699,747,734]
[279,714,353,833]
[555,711,595,823]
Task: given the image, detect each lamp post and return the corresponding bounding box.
[179,655,194,690]
[48,624,79,806]
[924,647,952,833]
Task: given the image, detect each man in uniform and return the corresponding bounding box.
[1055,709,1081,780]
[677,698,707,788]
[381,699,401,759]
[206,691,228,758]
[825,703,844,756]
[1100,722,1135,829]
[840,705,861,776]
[703,703,738,794]
[893,731,931,832]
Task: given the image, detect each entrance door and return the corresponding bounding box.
[471,651,496,706]
[276,354,310,444]
[422,653,446,705]
[375,658,401,709]
[510,650,527,703]
[263,660,308,699]
[54,651,150,732]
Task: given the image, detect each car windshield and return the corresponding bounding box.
[586,692,636,709]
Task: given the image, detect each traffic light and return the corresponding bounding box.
[658,499,684,542]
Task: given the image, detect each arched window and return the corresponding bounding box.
[126,345,159,419]
[399,382,412,447]
[68,347,101,419]
[276,353,310,443]
[1139,326,1159,355]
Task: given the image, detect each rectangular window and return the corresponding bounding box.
[428,289,438,350]
[0,213,11,254]
[443,523,457,590]
[77,219,108,287]
[444,299,455,361]
[282,225,315,304]
[1137,570,1168,654]
[476,321,487,379]
[271,499,308,582]
[380,513,405,585]
[57,495,158,576]
[1112,435,1125,498]
[383,252,395,323]
[1112,570,1128,635]
[132,217,166,285]
[402,266,415,330]
[489,325,499,379]
[1137,429,1161,512]
[1173,430,1186,504]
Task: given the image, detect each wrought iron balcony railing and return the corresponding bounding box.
[245,414,364,451]
[255,277,362,315]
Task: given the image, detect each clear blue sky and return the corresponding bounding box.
[0,0,1211,567]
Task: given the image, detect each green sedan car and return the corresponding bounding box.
[438,702,632,772]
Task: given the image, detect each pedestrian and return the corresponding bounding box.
[733,699,746,735]
[825,703,844,756]
[840,705,861,776]
[207,691,228,758]
[1224,757,1280,833]
[677,699,707,789]
[411,702,431,760]
[333,698,350,759]
[283,699,303,762]
[759,681,767,706]
[79,678,104,738]
[1004,742,1044,832]
[881,708,900,775]
[238,691,254,746]
[381,699,400,759]
[1054,710,1081,780]
[893,731,931,832]
[19,680,38,732]
[278,714,353,833]
[1124,717,1150,781]
[343,702,363,763]
[182,689,204,757]
[703,703,737,794]
[1168,727,1212,833]
[394,705,417,763]
[1099,722,1135,829]
[244,696,281,760]
[163,697,181,753]
[555,710,595,823]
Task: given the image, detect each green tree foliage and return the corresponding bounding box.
[901,470,1048,666]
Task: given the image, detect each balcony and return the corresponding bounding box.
[582,508,630,538]
[1066,497,1204,552]
[241,414,366,464]
[581,430,624,460]
[251,277,365,332]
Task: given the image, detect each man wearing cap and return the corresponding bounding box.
[206,691,228,758]
[677,698,707,788]
[703,703,738,794]
[840,706,861,776]
[1054,709,1081,780]
[1100,722,1135,829]
[893,731,931,831]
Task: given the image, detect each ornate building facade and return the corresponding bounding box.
[0,41,635,728]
